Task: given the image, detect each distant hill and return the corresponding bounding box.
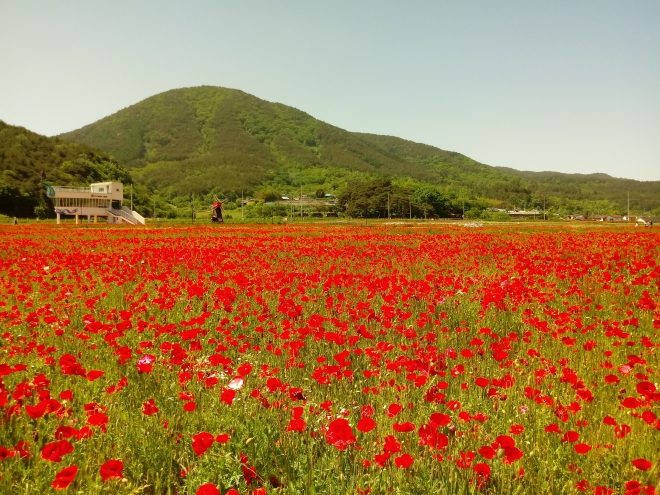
[0,120,131,217]
[58,86,531,201]
[495,167,660,208]
[58,86,660,214]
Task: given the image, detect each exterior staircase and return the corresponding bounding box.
[107,206,146,225]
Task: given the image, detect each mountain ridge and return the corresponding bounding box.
[4,85,658,217]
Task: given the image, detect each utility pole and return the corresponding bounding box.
[543,196,546,221]
[130,184,133,211]
[300,185,303,219]
[627,192,630,222]
[409,200,412,220]
[153,197,156,220]
[241,190,244,221]
[191,194,195,224]
[387,192,390,220]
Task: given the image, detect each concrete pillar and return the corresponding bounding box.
[56,213,60,225]
[75,215,79,225]
[87,215,91,224]
[94,215,97,223]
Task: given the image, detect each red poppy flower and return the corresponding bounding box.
[221,388,236,406]
[215,433,230,444]
[374,452,391,467]
[237,362,253,376]
[59,390,74,401]
[41,440,74,462]
[86,370,105,381]
[636,381,656,397]
[429,413,451,427]
[192,432,215,456]
[393,422,416,433]
[621,397,641,409]
[502,447,524,464]
[196,484,220,495]
[386,403,403,417]
[183,401,197,412]
[0,446,14,460]
[509,424,524,435]
[54,426,79,440]
[142,398,159,415]
[602,416,617,426]
[361,404,375,417]
[561,431,579,443]
[632,458,652,471]
[100,459,124,481]
[478,446,496,460]
[357,417,377,433]
[395,453,414,468]
[574,444,591,454]
[614,424,631,439]
[287,418,306,432]
[603,375,619,384]
[52,465,78,490]
[475,377,489,388]
[544,424,562,434]
[494,435,515,449]
[325,418,356,450]
[87,412,109,432]
[383,435,401,453]
[473,463,491,481]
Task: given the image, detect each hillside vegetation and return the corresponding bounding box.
[0,121,134,217]
[59,87,531,201]
[3,86,659,219]
[58,86,660,216]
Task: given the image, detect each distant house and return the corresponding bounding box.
[567,214,585,220]
[507,210,541,218]
[281,196,290,201]
[594,215,624,222]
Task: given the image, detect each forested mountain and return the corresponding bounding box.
[58,86,530,201]
[3,86,658,218]
[58,86,660,215]
[494,167,660,212]
[0,121,133,217]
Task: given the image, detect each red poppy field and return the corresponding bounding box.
[0,223,658,494]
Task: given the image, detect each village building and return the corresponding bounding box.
[43,181,145,225]
[593,215,624,222]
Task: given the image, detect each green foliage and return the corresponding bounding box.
[51,86,660,213]
[480,211,510,222]
[255,189,281,202]
[411,185,450,217]
[0,121,132,217]
[315,188,325,198]
[33,203,49,220]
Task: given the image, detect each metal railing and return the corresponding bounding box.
[107,207,138,225]
[122,206,146,225]
[51,186,92,193]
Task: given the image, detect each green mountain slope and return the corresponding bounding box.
[59,86,529,200]
[494,167,660,210]
[58,86,660,215]
[0,120,132,217]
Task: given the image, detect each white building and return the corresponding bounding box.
[44,181,145,225]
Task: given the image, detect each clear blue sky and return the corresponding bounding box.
[1,1,658,180]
